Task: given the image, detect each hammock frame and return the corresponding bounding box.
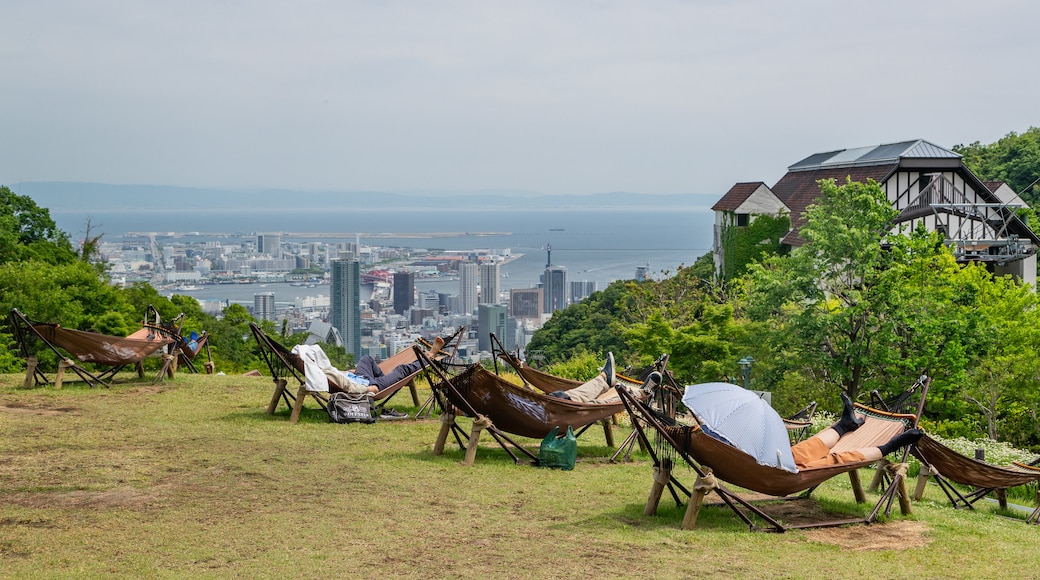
[10,308,176,388]
[249,323,459,423]
[615,379,928,532]
[144,305,214,374]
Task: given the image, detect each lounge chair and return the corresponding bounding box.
[783,400,818,443]
[249,323,457,423]
[614,377,928,532]
[910,434,1040,513]
[11,308,176,388]
[143,305,214,374]
[426,358,655,466]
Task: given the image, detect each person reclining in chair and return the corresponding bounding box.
[779,393,921,470]
[547,352,662,404]
[348,336,445,394]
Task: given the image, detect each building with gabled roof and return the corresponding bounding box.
[712,139,1039,285]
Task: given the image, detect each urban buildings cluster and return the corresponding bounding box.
[99,232,615,363]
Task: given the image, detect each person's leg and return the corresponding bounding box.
[561,373,610,403]
[370,360,422,391]
[354,355,384,381]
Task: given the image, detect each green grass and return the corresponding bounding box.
[2,371,1040,578]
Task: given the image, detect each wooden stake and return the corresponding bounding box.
[850,469,866,503]
[602,418,615,448]
[462,415,493,466]
[433,411,455,456]
[267,379,287,415]
[289,385,308,424]
[644,458,672,516]
[868,458,889,493]
[55,358,75,389]
[22,356,37,388]
[681,469,718,530]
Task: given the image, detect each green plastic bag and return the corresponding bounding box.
[538,426,577,470]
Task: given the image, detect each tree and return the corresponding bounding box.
[954,128,1040,205]
[744,178,970,402]
[0,186,77,265]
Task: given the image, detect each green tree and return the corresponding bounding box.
[954,128,1040,205]
[0,186,77,265]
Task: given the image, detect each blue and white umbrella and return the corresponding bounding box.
[682,382,798,473]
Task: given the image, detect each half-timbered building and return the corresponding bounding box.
[712,139,1038,285]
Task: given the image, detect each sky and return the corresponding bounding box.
[2,0,1038,197]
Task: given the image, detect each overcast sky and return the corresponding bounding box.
[2,0,1037,196]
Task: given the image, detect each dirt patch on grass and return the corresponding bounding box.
[9,488,159,509]
[803,520,931,551]
[127,385,166,395]
[0,403,78,416]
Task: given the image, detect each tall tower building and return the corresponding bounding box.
[393,271,415,314]
[478,303,515,353]
[253,292,276,321]
[542,244,567,314]
[458,261,479,314]
[331,258,362,358]
[570,280,597,304]
[479,262,500,305]
[256,233,282,258]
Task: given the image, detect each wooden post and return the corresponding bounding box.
[55,358,75,389]
[163,354,177,379]
[681,469,718,530]
[644,458,672,516]
[204,361,215,375]
[408,378,420,406]
[267,379,287,415]
[914,465,938,501]
[462,415,493,466]
[22,356,38,388]
[868,458,890,493]
[433,411,455,456]
[602,418,615,448]
[892,463,912,515]
[849,469,866,503]
[289,385,309,424]
[995,488,1008,510]
[135,361,145,379]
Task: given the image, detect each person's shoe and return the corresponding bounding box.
[603,352,616,388]
[379,408,409,420]
[548,390,571,400]
[642,371,663,393]
[427,336,445,359]
[833,392,865,436]
[878,428,924,455]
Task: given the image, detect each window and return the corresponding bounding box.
[736,213,749,227]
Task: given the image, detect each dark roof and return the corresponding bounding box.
[788,139,960,172]
[983,180,1006,193]
[711,181,768,211]
[774,165,897,246]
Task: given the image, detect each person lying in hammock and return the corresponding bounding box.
[547,352,662,404]
[348,335,445,394]
[787,393,922,469]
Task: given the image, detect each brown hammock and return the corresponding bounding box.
[11,308,175,388]
[663,404,916,498]
[911,434,1040,509]
[615,381,927,532]
[490,333,644,393]
[143,305,213,373]
[249,323,460,423]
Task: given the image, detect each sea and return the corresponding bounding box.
[49,206,716,307]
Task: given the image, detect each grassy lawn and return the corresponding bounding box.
[1,370,1038,579]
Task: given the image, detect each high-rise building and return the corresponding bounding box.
[510,288,543,320]
[331,258,362,358]
[393,271,415,314]
[253,292,276,321]
[542,244,567,314]
[479,262,500,305]
[256,233,282,258]
[478,303,515,353]
[458,262,478,314]
[570,280,597,304]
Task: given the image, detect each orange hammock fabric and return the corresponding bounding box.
[435,364,638,440]
[33,324,173,366]
[662,405,917,497]
[912,434,1040,490]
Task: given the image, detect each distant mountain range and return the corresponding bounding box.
[10,181,718,212]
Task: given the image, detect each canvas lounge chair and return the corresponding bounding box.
[614,378,928,532]
[249,323,456,423]
[783,400,818,444]
[143,305,214,374]
[909,433,1040,513]
[11,308,176,388]
[425,357,653,466]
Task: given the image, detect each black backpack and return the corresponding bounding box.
[327,392,377,424]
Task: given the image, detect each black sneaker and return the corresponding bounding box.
[603,352,616,388]
[379,408,408,420]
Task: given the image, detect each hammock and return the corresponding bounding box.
[249,323,459,423]
[489,332,645,393]
[143,305,213,374]
[911,433,1040,509]
[11,308,175,388]
[615,380,927,532]
[428,362,646,465]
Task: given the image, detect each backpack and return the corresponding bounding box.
[327,392,377,424]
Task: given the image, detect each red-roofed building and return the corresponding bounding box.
[712,139,1038,285]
